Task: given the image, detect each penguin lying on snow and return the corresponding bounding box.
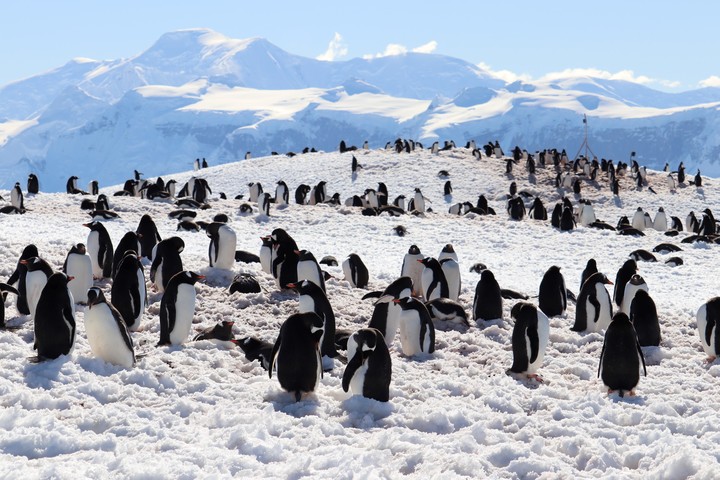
[425,297,469,328]
[194,320,235,343]
[237,337,274,370]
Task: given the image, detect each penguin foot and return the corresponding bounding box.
[527,373,544,383]
[705,356,717,364]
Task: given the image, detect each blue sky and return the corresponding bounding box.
[2,1,718,90]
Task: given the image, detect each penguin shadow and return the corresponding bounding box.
[606,391,647,406]
[444,194,453,204]
[351,172,358,183]
[23,355,70,389]
[339,395,394,428]
[640,346,666,366]
[266,390,320,416]
[613,196,623,208]
[197,267,234,289]
[528,174,536,185]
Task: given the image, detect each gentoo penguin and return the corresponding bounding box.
[412,188,427,213]
[653,243,682,254]
[84,221,114,279]
[158,271,205,346]
[343,254,369,288]
[259,236,273,274]
[580,259,598,291]
[686,211,700,233]
[23,257,53,319]
[631,208,646,231]
[425,297,469,327]
[7,244,40,315]
[296,250,325,292]
[229,273,261,294]
[629,249,657,263]
[206,222,236,269]
[578,200,596,226]
[559,207,575,231]
[168,209,197,222]
[32,273,76,361]
[551,203,562,228]
[440,258,461,301]
[136,214,161,260]
[508,302,550,381]
[66,176,80,194]
[368,277,413,347]
[419,257,449,301]
[342,328,392,402]
[472,269,503,321]
[112,231,141,278]
[289,279,337,360]
[10,182,23,210]
[653,207,668,231]
[0,283,18,329]
[27,174,39,194]
[248,182,263,202]
[438,244,459,262]
[62,244,92,304]
[271,229,299,289]
[400,245,424,295]
[620,274,649,315]
[88,180,99,195]
[572,272,613,333]
[111,250,146,331]
[528,197,548,220]
[394,297,435,356]
[275,181,289,205]
[613,259,638,308]
[269,312,324,401]
[665,257,684,267]
[85,288,135,368]
[258,192,271,215]
[295,184,311,204]
[538,265,567,317]
[697,298,720,361]
[150,237,184,293]
[236,337,273,369]
[630,290,660,347]
[598,312,646,397]
[194,320,235,342]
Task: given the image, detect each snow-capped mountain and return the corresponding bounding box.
[1,27,720,191]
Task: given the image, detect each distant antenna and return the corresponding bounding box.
[574,114,597,160]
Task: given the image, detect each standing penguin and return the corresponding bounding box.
[394,297,435,356]
[296,250,326,292]
[10,182,24,210]
[508,302,550,381]
[613,259,638,309]
[289,279,336,360]
[653,207,668,232]
[157,271,204,346]
[7,244,39,315]
[343,254,369,288]
[136,214,162,260]
[206,222,237,269]
[559,207,575,231]
[572,272,614,333]
[150,237,184,293]
[111,251,147,331]
[697,298,720,362]
[271,231,300,290]
[259,236,273,275]
[0,283,18,329]
[258,192,271,216]
[368,277,413,347]
[538,265,567,317]
[400,245,424,295]
[419,257,449,301]
[27,174,39,194]
[472,270,503,321]
[438,244,459,262]
[85,288,135,368]
[270,312,324,401]
[275,181,289,205]
[23,257,53,319]
[440,258,461,301]
[412,188,427,213]
[630,290,660,347]
[32,273,76,361]
[62,244,93,304]
[580,259,598,291]
[342,328,392,402]
[112,231,141,278]
[598,312,647,397]
[84,221,114,279]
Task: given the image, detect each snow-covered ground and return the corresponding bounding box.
[0,146,719,478]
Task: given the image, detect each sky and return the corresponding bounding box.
[1,1,719,91]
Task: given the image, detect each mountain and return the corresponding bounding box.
[1,27,720,191]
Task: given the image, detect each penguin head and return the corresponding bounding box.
[510,301,535,320]
[622,259,638,273]
[213,214,229,224]
[480,269,496,283]
[628,274,646,286]
[352,329,379,358]
[86,287,106,308]
[611,312,631,324]
[408,245,421,255]
[20,244,39,260]
[441,244,455,254]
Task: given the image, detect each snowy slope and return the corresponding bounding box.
[1,147,719,478]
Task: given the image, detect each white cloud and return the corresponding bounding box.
[412,41,437,54]
[539,68,653,84]
[699,75,720,88]
[477,62,532,84]
[363,40,438,59]
[316,32,348,61]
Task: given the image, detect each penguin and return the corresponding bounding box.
[259,236,273,275]
[697,297,720,361]
[269,312,324,401]
[112,231,141,278]
[538,265,567,317]
[572,272,613,333]
[27,174,39,194]
[10,182,23,210]
[343,254,369,288]
[295,184,311,204]
[88,180,99,195]
[32,273,76,361]
[425,297,469,327]
[578,201,596,226]
[412,188,427,213]
[559,207,575,231]
[598,313,647,397]
[472,269,503,321]
[258,192,271,216]
[62,244,92,304]
[289,279,337,359]
[66,176,80,194]
[150,237,184,293]
[400,245,424,296]
[653,243,682,254]
[508,302,550,381]
[342,328,392,402]
[629,250,657,263]
[296,250,326,292]
[419,257,449,301]
[630,289,660,347]
[439,258,461,301]
[580,259,598,291]
[665,257,683,267]
[394,297,435,356]
[23,257,53,319]
[84,221,114,279]
[438,244,458,263]
[653,207,668,231]
[158,271,204,346]
[236,337,273,369]
[7,244,39,315]
[613,259,638,308]
[528,197,547,220]
[368,277,413,347]
[84,288,135,368]
[550,203,562,228]
[270,229,300,289]
[229,273,261,294]
[686,211,700,233]
[194,320,235,343]
[136,214,162,260]
[620,274,648,315]
[275,181,289,205]
[111,251,146,332]
[206,222,237,270]
[443,181,452,196]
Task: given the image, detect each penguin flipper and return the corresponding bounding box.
[528,318,540,364]
[566,289,577,303]
[341,351,363,393]
[637,340,647,377]
[269,334,281,379]
[589,294,601,326]
[598,341,607,378]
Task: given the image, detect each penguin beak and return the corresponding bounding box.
[286,283,297,289]
[604,278,614,285]
[67,276,75,282]
[20,260,28,265]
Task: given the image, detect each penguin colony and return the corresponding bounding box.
[0,139,717,404]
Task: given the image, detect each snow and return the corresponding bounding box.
[1,146,720,478]
[0,118,37,146]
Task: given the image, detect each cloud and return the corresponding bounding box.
[699,75,720,88]
[316,33,348,61]
[539,68,654,84]
[363,40,438,59]
[477,62,532,84]
[412,41,437,54]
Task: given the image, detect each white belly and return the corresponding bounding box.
[85,303,134,368]
[260,247,272,274]
[297,261,321,288]
[593,284,613,332]
[87,231,102,277]
[66,254,93,303]
[349,362,369,396]
[441,261,460,301]
[169,284,196,345]
[131,266,147,331]
[211,226,237,270]
[399,311,423,356]
[26,271,48,318]
[154,259,164,293]
[527,311,550,374]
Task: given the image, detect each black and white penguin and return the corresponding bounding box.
[343,253,369,288]
[652,243,682,254]
[440,258,461,301]
[150,237,184,293]
[88,180,99,195]
[572,272,613,333]
[598,312,646,397]
[62,244,92,304]
[136,214,162,260]
[550,203,562,228]
[425,297,469,327]
[472,270,503,321]
[289,279,337,360]
[32,273,76,361]
[620,274,648,315]
[697,297,720,361]
[419,257,449,301]
[368,277,413,347]
[23,257,53,319]
[295,184,311,204]
[7,244,39,315]
[229,273,261,294]
[271,229,299,289]
[400,245,424,295]
[538,265,567,317]
[528,197,548,220]
[236,337,273,369]
[394,297,435,356]
[66,176,80,194]
[653,207,668,231]
[270,312,324,401]
[258,192,271,216]
[580,258,598,291]
[296,250,326,292]
[342,328,392,402]
[85,287,135,368]
[0,283,18,329]
[438,244,458,263]
[111,251,146,332]
[168,209,197,222]
[630,290,660,347]
[613,259,638,309]
[275,181,289,205]
[206,222,236,269]
[158,271,204,346]
[259,236,273,274]
[411,188,428,213]
[686,211,700,233]
[508,302,550,381]
[559,207,575,231]
[10,182,23,210]
[27,174,39,194]
[112,231,141,278]
[629,249,657,263]
[84,221,114,279]
[194,320,235,343]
